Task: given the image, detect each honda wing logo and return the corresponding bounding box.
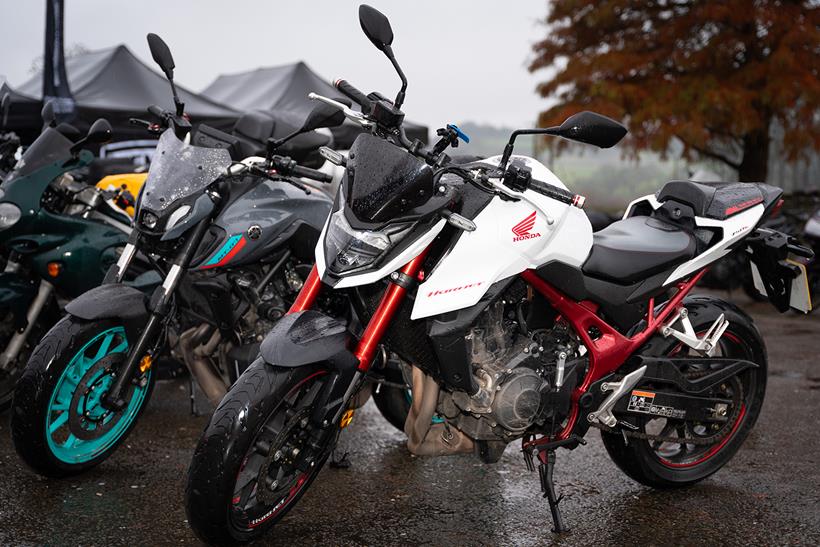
[512,211,541,242]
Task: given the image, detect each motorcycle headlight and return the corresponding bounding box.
[325,208,408,274]
[0,202,22,230]
[142,211,158,229]
[165,204,191,232]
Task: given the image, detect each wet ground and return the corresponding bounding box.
[1,292,819,546]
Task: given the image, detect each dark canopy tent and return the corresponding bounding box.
[0,82,43,143]
[14,45,239,143]
[202,62,429,147]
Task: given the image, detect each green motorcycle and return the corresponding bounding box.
[0,103,140,409]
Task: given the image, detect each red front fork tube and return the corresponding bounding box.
[354,248,430,372]
[288,265,323,314]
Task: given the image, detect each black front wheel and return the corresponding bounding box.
[186,360,334,545]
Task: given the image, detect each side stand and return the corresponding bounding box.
[538,450,570,533]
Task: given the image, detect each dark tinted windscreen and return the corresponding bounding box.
[3,127,73,183]
[345,134,433,224]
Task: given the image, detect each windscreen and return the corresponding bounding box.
[3,127,73,184]
[344,133,433,224]
[139,128,231,213]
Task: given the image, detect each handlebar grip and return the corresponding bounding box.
[334,79,373,111]
[529,178,585,208]
[147,104,167,119]
[291,164,332,183]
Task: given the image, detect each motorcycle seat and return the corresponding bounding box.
[582,216,696,284]
[656,180,781,220]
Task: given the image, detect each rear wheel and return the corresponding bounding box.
[601,296,767,488]
[186,360,334,545]
[11,316,154,477]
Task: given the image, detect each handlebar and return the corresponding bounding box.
[290,164,332,183]
[529,178,585,208]
[334,79,373,112]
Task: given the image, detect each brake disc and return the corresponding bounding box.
[68,353,134,440]
[256,407,313,504]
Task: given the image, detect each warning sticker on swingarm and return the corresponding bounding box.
[627,390,686,419]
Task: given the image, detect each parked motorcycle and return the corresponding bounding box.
[10,33,347,477]
[185,6,814,544]
[0,103,142,410]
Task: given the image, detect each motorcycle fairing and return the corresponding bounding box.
[411,156,593,320]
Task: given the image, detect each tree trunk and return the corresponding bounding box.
[737,128,770,182]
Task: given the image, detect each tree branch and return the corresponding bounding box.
[675,135,741,169]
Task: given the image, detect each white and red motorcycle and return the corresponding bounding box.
[185,6,814,544]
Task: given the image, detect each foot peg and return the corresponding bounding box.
[662,308,728,356]
[538,450,569,533]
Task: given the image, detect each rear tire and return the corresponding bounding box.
[601,296,767,488]
[186,360,332,545]
[11,316,154,477]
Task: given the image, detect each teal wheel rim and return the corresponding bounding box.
[46,326,150,464]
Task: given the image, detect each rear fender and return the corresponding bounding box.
[64,283,149,340]
[259,310,359,426]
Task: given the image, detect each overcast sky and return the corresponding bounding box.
[0,0,553,129]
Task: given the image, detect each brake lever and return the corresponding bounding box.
[308,92,373,128]
[281,176,311,195]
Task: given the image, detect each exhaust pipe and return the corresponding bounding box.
[179,324,227,406]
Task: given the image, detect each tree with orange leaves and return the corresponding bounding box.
[530,0,819,182]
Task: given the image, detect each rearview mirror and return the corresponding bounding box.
[359,4,394,51]
[86,118,113,144]
[553,111,627,149]
[70,118,112,155]
[41,100,56,127]
[147,33,175,79]
[301,101,347,132]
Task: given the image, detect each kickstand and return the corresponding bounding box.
[538,450,570,533]
[329,449,350,469]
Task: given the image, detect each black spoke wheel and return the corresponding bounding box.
[601,296,767,488]
[186,360,334,545]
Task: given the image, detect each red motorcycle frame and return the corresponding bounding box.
[289,248,708,464]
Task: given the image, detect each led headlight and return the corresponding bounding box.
[142,211,158,229]
[165,204,191,231]
[0,202,22,230]
[325,208,412,274]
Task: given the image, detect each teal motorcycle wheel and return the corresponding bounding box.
[11,316,155,477]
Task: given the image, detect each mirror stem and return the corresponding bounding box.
[167,77,185,117]
[384,46,407,110]
[498,127,560,171]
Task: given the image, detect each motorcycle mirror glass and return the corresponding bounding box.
[554,111,627,149]
[147,33,175,80]
[85,118,113,144]
[300,102,347,132]
[359,4,394,51]
[41,100,56,127]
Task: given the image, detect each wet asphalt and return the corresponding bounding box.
[0,291,819,546]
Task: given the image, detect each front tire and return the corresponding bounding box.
[186,360,333,545]
[11,316,155,477]
[601,296,767,488]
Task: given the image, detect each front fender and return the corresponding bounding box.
[65,283,149,322]
[0,272,36,325]
[260,310,356,368]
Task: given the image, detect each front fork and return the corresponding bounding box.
[289,249,429,426]
[0,278,54,370]
[101,219,211,411]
